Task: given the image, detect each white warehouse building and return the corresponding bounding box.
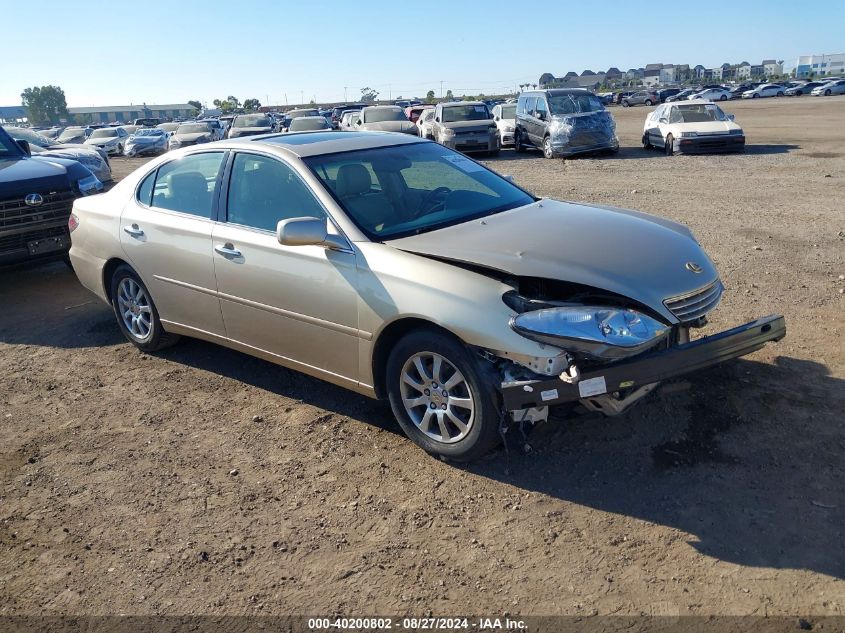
[795,53,845,78]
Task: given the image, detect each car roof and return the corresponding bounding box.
[362,105,402,109]
[440,100,486,106]
[522,89,593,96]
[244,130,424,157]
[667,99,720,106]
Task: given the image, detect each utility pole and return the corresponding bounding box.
[440,80,444,98]
[388,83,392,100]
[344,86,348,102]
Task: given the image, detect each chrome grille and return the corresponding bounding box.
[0,189,75,232]
[664,280,723,322]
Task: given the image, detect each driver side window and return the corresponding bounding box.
[227,153,326,232]
[534,98,548,119]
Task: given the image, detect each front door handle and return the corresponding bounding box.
[123,224,144,238]
[214,243,242,258]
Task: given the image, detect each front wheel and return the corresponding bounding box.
[644,99,653,106]
[542,136,555,159]
[752,93,759,98]
[665,134,675,156]
[642,133,651,149]
[777,91,784,97]
[514,130,526,153]
[621,101,630,107]
[110,265,180,352]
[720,94,727,101]
[825,89,831,96]
[386,330,501,461]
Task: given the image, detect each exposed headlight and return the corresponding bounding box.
[680,131,698,138]
[441,128,455,137]
[510,306,670,360]
[78,156,103,170]
[76,174,103,196]
[503,124,515,132]
[729,129,744,135]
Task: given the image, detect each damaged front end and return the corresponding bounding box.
[483,279,785,431]
[547,111,619,157]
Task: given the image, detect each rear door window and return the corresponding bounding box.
[151,152,226,218]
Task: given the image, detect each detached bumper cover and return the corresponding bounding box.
[502,315,785,410]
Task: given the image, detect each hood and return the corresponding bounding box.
[173,132,211,142]
[127,135,164,144]
[0,156,74,197]
[361,121,417,133]
[387,199,719,323]
[58,134,87,143]
[229,127,272,136]
[85,137,119,146]
[441,119,494,131]
[668,120,740,135]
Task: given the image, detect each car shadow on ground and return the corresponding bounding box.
[465,356,845,581]
[486,144,800,163]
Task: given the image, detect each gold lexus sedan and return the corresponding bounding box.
[68,131,785,461]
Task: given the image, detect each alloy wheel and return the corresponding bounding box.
[543,137,554,159]
[399,352,475,444]
[117,277,153,342]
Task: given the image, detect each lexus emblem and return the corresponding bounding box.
[685,262,704,273]
[24,193,44,207]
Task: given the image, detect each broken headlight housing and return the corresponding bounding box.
[510,306,670,360]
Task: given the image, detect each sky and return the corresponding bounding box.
[4,0,844,108]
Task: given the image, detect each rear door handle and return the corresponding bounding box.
[123,224,144,238]
[214,243,242,258]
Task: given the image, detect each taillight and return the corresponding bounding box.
[68,213,79,233]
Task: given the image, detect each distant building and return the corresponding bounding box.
[795,53,844,77]
[0,105,28,124]
[763,59,783,76]
[67,103,197,124]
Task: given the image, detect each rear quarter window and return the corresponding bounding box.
[137,170,155,206]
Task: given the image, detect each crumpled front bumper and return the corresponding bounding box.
[502,315,785,410]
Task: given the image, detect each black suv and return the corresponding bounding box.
[0,125,102,267]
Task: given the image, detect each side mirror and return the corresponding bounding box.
[494,116,500,121]
[277,217,348,251]
[503,174,514,183]
[435,117,440,122]
[658,117,668,124]
[16,140,31,156]
[728,114,735,121]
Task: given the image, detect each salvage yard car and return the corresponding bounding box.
[124,128,169,156]
[811,79,845,96]
[169,122,215,150]
[286,116,332,132]
[515,89,618,158]
[432,101,499,155]
[742,83,784,98]
[6,126,112,184]
[353,106,418,135]
[490,102,516,147]
[1,125,102,267]
[226,114,274,139]
[85,126,130,156]
[642,100,745,155]
[67,131,785,461]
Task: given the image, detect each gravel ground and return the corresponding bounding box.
[1,96,843,618]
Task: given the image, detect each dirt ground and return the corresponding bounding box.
[1,96,843,618]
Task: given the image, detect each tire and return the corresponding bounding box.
[642,133,651,149]
[752,93,759,98]
[386,329,501,461]
[777,91,784,97]
[621,101,630,107]
[488,148,500,157]
[542,136,555,159]
[513,130,526,153]
[825,89,831,96]
[719,94,727,101]
[644,99,653,106]
[665,134,674,157]
[110,264,180,352]
[117,143,123,155]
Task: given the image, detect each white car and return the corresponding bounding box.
[416,108,437,139]
[741,84,785,99]
[691,87,732,102]
[339,110,361,130]
[811,79,845,96]
[642,99,745,156]
[84,126,130,155]
[490,103,516,147]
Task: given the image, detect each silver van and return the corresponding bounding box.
[515,89,619,158]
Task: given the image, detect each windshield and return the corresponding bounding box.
[58,128,86,141]
[0,128,24,157]
[500,105,517,119]
[548,93,604,115]
[176,123,210,134]
[363,108,406,123]
[234,115,271,128]
[134,129,165,137]
[90,128,118,139]
[290,118,329,131]
[305,142,534,240]
[8,127,53,148]
[669,103,729,123]
[441,105,490,122]
[287,110,318,120]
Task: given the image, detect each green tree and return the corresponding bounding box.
[445,89,454,101]
[243,98,261,112]
[426,90,435,103]
[21,85,69,126]
[187,99,202,113]
[360,87,379,103]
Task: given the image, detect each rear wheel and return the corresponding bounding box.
[777,91,784,97]
[644,99,653,106]
[665,134,675,157]
[386,330,500,461]
[719,94,727,101]
[110,265,180,352]
[542,136,554,159]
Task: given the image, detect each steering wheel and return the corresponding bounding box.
[414,187,452,217]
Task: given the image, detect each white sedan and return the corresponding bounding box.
[742,84,785,99]
[642,99,745,155]
[490,103,516,147]
[416,108,437,139]
[811,79,845,96]
[691,87,732,101]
